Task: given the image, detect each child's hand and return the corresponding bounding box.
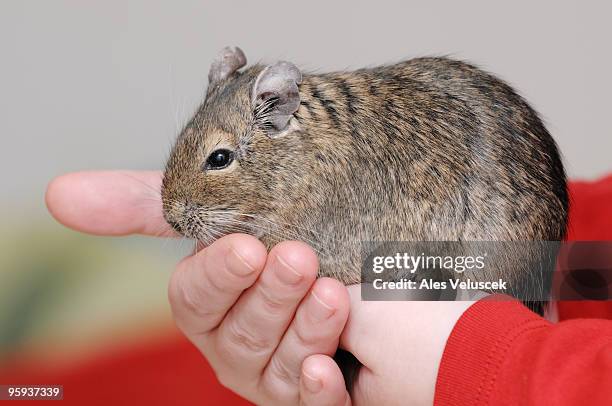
[46,171,352,405]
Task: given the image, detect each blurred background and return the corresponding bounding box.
[0,0,610,398]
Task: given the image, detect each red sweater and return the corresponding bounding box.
[435,175,612,406]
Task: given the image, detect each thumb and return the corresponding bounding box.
[299,354,351,406]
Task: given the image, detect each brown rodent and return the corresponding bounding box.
[161,46,568,304]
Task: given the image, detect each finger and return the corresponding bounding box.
[45,170,176,237]
[261,278,349,399]
[300,354,351,406]
[168,234,267,338]
[210,241,319,385]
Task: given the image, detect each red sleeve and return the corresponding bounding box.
[558,175,612,321]
[434,298,612,405]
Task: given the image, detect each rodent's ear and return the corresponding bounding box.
[252,61,302,138]
[208,46,247,87]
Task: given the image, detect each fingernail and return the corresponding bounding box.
[226,247,256,276]
[302,370,322,393]
[310,290,336,321]
[275,255,303,285]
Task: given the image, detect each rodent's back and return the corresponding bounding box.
[289,58,567,236]
[257,58,568,286]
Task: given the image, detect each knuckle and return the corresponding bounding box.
[226,317,271,354]
[256,284,289,315]
[269,356,299,386]
[293,320,320,347]
[294,328,318,348]
[202,264,230,295]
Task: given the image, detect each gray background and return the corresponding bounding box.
[1,0,610,206]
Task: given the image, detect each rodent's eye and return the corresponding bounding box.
[205,149,234,170]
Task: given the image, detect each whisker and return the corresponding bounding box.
[119,171,162,200]
[209,217,325,255]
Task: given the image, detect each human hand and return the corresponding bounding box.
[46,170,477,405]
[46,171,352,405]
